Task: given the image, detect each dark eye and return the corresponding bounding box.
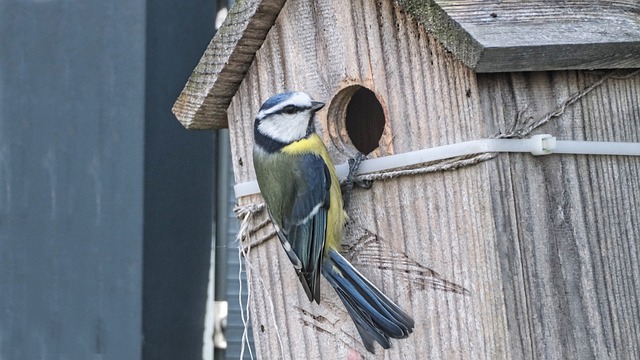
[282,105,297,114]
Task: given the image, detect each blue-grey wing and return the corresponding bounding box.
[279,153,331,303]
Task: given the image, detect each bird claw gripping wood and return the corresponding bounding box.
[341,152,373,208]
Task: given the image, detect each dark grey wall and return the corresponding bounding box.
[0,1,215,359]
[215,131,254,360]
[142,1,216,360]
[0,1,146,359]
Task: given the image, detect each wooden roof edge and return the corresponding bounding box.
[400,0,640,73]
[173,0,640,129]
[395,0,485,70]
[172,0,287,130]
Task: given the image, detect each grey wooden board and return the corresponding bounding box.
[0,1,146,359]
[172,0,640,130]
[172,0,287,129]
[401,0,640,72]
[227,0,503,358]
[220,0,640,356]
[478,70,640,359]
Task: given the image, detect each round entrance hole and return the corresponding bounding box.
[334,86,386,155]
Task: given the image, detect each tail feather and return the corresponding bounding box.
[330,250,414,336]
[322,249,414,353]
[327,256,410,338]
[331,283,390,352]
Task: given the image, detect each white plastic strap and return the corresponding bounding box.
[234,134,640,198]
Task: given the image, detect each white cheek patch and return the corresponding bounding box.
[258,112,311,143]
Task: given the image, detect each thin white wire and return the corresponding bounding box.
[240,248,287,358]
[237,206,285,360]
[238,223,254,360]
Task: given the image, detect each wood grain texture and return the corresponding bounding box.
[228,0,509,358]
[171,0,286,129]
[397,0,640,72]
[172,0,639,130]
[229,0,640,359]
[218,0,640,358]
[478,70,640,359]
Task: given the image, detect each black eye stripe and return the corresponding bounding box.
[274,104,308,115]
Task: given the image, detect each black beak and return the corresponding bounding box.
[310,101,325,112]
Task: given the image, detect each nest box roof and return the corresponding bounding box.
[172,0,640,129]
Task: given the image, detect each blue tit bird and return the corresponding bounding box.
[252,91,414,353]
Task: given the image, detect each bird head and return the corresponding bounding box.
[254,92,325,144]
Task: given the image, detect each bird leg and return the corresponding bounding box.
[341,152,373,208]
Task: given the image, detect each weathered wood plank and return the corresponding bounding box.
[173,0,640,130]
[171,0,286,129]
[213,0,640,357]
[478,70,640,359]
[228,12,640,359]
[397,0,640,72]
[227,0,514,358]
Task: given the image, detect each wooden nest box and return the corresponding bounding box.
[173,0,640,358]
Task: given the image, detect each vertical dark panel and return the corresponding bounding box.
[142,1,216,360]
[215,130,255,360]
[0,1,146,360]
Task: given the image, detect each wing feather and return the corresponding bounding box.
[278,154,331,303]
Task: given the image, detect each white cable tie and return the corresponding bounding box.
[234,181,262,199]
[554,140,640,156]
[233,134,640,198]
[529,134,556,155]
